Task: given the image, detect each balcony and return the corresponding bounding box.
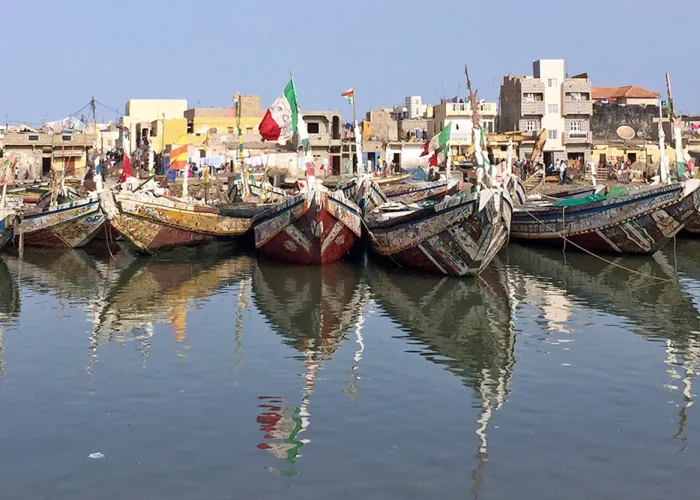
[521,101,545,116]
[563,100,593,116]
[443,102,497,117]
[563,131,592,144]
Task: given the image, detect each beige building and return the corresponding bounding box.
[3,131,97,179]
[499,59,593,165]
[118,99,188,152]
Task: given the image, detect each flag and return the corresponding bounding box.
[259,78,308,148]
[122,150,132,177]
[428,153,438,166]
[425,123,452,157]
[342,89,354,105]
[420,141,430,157]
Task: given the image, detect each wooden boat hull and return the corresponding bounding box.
[99,190,257,255]
[0,211,15,251]
[683,214,700,234]
[366,189,513,277]
[19,196,104,248]
[254,189,362,265]
[384,180,460,204]
[511,181,700,254]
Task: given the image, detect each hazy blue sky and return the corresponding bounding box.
[2,0,698,125]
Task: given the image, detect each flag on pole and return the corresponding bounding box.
[341,89,355,105]
[420,122,452,157]
[259,78,308,149]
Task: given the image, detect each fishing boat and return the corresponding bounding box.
[253,186,362,265]
[511,180,700,254]
[0,208,17,251]
[253,76,363,265]
[365,187,512,276]
[364,67,512,277]
[17,190,105,248]
[98,188,273,254]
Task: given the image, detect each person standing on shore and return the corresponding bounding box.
[589,160,597,186]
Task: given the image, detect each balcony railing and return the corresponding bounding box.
[563,131,592,144]
[521,101,545,115]
[563,100,593,115]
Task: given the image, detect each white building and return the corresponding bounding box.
[405,96,428,119]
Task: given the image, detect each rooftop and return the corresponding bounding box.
[592,86,660,100]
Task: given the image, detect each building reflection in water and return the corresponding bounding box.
[251,260,369,475]
[0,258,20,380]
[505,244,700,449]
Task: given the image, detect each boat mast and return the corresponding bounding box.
[352,90,364,177]
[658,99,668,184]
[666,74,685,182]
[465,65,489,190]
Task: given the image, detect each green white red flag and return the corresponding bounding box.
[259,78,309,148]
[341,89,355,105]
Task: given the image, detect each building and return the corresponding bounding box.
[405,96,429,119]
[592,86,660,106]
[429,100,498,146]
[3,131,96,179]
[293,111,343,174]
[499,59,593,165]
[118,99,189,153]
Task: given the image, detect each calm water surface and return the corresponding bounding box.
[2,240,700,499]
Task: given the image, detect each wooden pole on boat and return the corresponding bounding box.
[352,91,364,177]
[666,74,685,181]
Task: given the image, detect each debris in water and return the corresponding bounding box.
[88,452,105,459]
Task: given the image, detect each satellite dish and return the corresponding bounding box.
[616,125,636,141]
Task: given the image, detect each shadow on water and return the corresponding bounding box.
[250,258,370,476]
[366,262,516,498]
[503,242,700,449]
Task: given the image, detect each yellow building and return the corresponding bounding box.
[591,141,674,169]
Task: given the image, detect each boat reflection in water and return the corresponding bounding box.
[0,258,20,379]
[251,259,369,476]
[505,243,700,446]
[367,263,516,496]
[87,248,254,366]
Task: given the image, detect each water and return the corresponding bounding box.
[2,240,700,499]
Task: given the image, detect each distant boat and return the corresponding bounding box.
[511,181,700,254]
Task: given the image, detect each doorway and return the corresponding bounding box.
[331,155,340,175]
[392,153,401,174]
[627,152,637,164]
[598,153,607,166]
[543,151,554,167]
[42,157,51,176]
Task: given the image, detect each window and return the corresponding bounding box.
[548,78,558,88]
[209,127,218,134]
[61,134,72,141]
[525,120,537,132]
[569,121,582,132]
[199,149,206,158]
[523,93,535,102]
[187,121,193,134]
[568,92,582,101]
[227,127,235,134]
[548,104,559,114]
[307,122,320,134]
[548,130,558,140]
[28,134,39,141]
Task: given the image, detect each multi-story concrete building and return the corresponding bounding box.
[405,96,429,119]
[294,111,343,173]
[499,59,593,166]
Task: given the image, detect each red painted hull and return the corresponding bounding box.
[255,190,362,265]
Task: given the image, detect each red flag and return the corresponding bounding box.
[122,151,132,176]
[420,141,430,157]
[428,153,438,166]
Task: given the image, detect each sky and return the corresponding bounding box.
[2,0,699,125]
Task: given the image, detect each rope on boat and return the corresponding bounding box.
[519,206,674,284]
